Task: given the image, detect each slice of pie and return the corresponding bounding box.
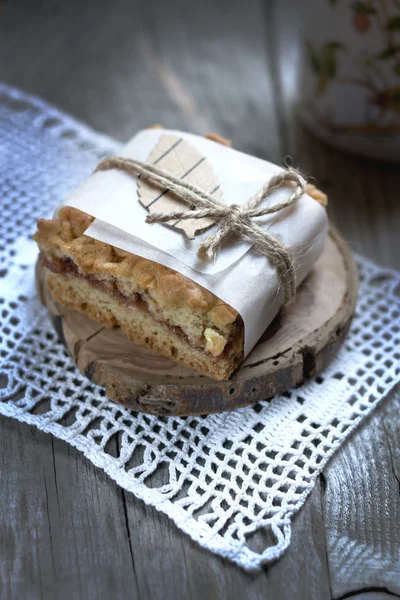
[35,185,326,381]
[35,207,244,380]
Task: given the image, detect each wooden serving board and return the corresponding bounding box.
[36,227,358,416]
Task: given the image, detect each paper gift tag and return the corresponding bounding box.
[137,133,223,239]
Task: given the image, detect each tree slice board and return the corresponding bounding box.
[36,227,358,416]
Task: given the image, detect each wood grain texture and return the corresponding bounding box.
[271,2,400,599]
[0,0,399,598]
[0,414,335,600]
[324,387,400,598]
[0,0,282,160]
[37,229,358,416]
[0,417,138,600]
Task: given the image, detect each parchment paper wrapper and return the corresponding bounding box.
[61,129,328,356]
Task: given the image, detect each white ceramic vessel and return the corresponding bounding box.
[300,0,400,161]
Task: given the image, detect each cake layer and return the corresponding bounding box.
[35,207,243,359]
[45,271,242,380]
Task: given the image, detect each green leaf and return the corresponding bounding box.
[328,0,338,4]
[306,41,321,74]
[306,41,344,93]
[377,45,400,59]
[393,62,400,76]
[351,1,376,14]
[387,16,400,31]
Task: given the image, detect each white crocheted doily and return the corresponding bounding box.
[0,83,399,572]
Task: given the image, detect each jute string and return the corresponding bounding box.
[96,157,306,304]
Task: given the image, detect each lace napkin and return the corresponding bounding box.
[1,83,399,572]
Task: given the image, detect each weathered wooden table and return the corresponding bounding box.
[1,1,399,598]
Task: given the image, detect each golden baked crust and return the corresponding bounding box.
[35,207,244,378]
[205,132,232,147]
[35,207,237,327]
[306,183,328,207]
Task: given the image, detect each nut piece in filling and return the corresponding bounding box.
[34,207,244,380]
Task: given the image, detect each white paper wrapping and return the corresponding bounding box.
[61,128,328,355]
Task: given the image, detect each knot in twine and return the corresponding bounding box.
[96,157,306,305]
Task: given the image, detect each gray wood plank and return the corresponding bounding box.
[113,0,333,596]
[270,2,400,598]
[289,131,400,270]
[0,410,333,600]
[0,0,282,161]
[0,408,334,600]
[0,0,332,595]
[0,0,323,598]
[0,416,139,600]
[121,469,331,600]
[322,387,400,599]
[0,0,399,598]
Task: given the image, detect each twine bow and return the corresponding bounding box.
[96,157,306,305]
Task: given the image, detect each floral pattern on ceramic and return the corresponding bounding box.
[301,0,400,160]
